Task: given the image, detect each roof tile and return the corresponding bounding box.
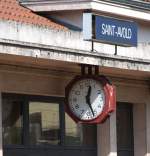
[0,0,67,30]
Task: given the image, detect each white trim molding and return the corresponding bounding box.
[20,0,150,22]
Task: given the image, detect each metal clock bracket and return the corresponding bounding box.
[80,64,112,85]
[80,64,99,76]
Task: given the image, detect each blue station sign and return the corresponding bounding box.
[83,13,138,47]
[95,15,137,46]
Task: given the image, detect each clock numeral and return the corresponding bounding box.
[97,90,102,94]
[86,111,92,117]
[75,104,79,109]
[99,96,104,101]
[94,110,97,116]
[80,109,85,115]
[98,104,101,108]
[71,107,75,111]
[85,80,91,87]
[74,91,80,95]
[79,84,83,89]
[79,114,83,119]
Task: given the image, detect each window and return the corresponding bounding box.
[3,99,23,145]
[2,94,97,148]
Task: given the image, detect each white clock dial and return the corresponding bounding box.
[68,78,105,120]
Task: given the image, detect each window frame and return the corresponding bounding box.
[2,93,65,148]
[2,93,97,150]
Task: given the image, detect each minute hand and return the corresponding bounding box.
[86,86,94,117]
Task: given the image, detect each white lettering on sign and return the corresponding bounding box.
[102,24,116,36]
[101,23,132,40]
[116,27,132,39]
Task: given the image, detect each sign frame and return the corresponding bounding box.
[83,13,138,47]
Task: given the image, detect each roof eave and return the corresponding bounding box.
[20,0,150,22]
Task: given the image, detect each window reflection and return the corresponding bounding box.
[29,102,60,145]
[2,95,97,148]
[65,113,81,145]
[2,99,23,145]
[65,113,97,146]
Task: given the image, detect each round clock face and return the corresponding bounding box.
[68,78,105,121]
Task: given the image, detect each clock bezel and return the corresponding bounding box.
[65,75,116,124]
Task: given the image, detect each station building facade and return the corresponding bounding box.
[0,0,150,156]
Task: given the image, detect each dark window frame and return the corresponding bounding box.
[2,93,97,150]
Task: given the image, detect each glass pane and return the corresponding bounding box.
[65,113,81,146]
[2,99,23,145]
[65,113,97,146]
[29,102,60,145]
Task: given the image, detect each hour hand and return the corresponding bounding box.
[86,86,94,116]
[87,86,91,97]
[86,86,91,103]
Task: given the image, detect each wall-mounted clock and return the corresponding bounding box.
[65,75,116,124]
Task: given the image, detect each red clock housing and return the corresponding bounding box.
[65,75,116,124]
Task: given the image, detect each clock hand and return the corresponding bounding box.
[87,99,95,117]
[87,85,91,97]
[86,86,94,117]
[86,86,91,103]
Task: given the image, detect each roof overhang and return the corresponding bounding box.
[20,0,150,22]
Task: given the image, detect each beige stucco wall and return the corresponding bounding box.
[0,19,150,61]
[98,111,117,156]
[0,68,148,99]
[98,119,110,156]
[0,93,3,156]
[134,103,146,156]
[146,97,150,156]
